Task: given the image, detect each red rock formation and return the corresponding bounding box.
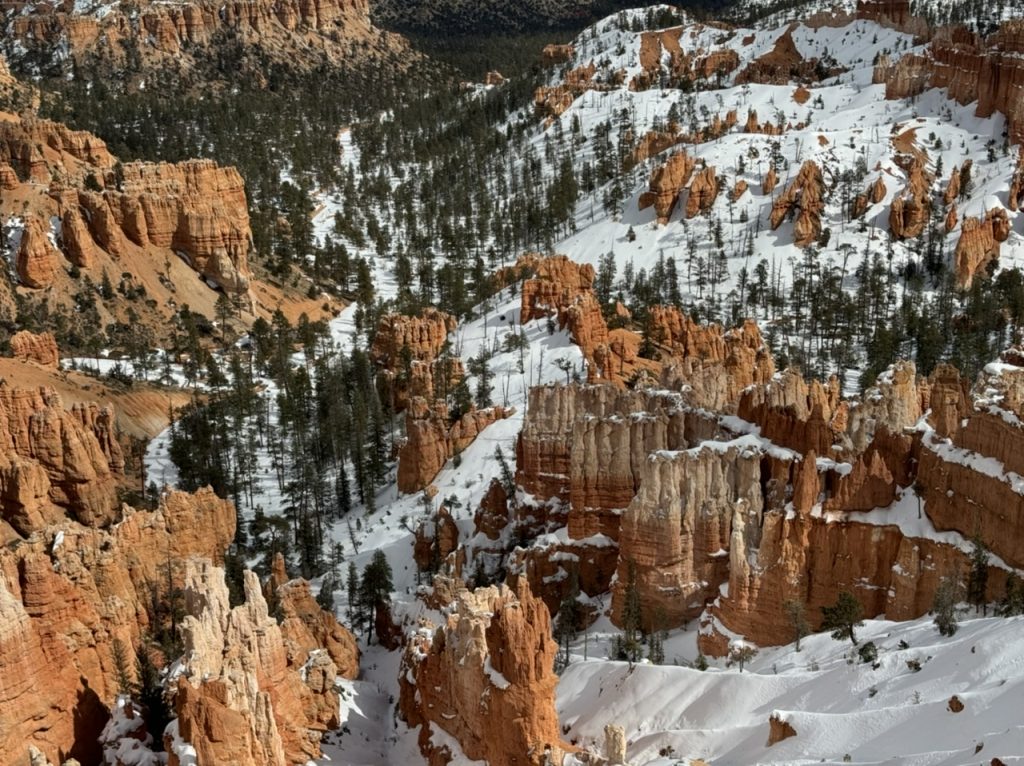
[612,444,764,630]
[542,44,574,65]
[398,577,569,765]
[16,216,60,289]
[731,179,749,201]
[736,25,843,85]
[414,506,461,572]
[767,715,797,745]
[10,331,59,368]
[768,161,825,247]
[0,386,121,534]
[762,165,779,194]
[521,255,597,323]
[5,0,390,79]
[276,578,359,679]
[639,151,696,223]
[398,402,513,493]
[738,369,842,455]
[371,309,461,411]
[171,560,346,766]
[876,20,1024,145]
[945,203,958,233]
[0,487,236,764]
[632,130,680,165]
[533,64,596,118]
[955,208,1010,287]
[685,164,719,218]
[888,157,931,240]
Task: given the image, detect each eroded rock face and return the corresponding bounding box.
[172,561,346,766]
[613,445,764,630]
[639,151,696,223]
[0,386,122,535]
[371,309,462,411]
[955,208,1011,287]
[10,331,59,368]
[398,401,513,493]
[768,161,825,247]
[876,19,1024,145]
[685,164,719,219]
[16,216,61,289]
[3,0,391,80]
[0,487,236,765]
[399,577,569,766]
[888,157,932,240]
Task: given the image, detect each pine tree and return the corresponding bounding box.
[359,550,394,641]
[821,591,864,645]
[783,599,809,651]
[967,534,990,615]
[112,638,135,696]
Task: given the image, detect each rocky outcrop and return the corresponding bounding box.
[768,161,825,247]
[534,64,596,118]
[398,577,569,766]
[542,44,574,65]
[521,255,597,323]
[639,151,696,223]
[736,26,842,85]
[10,331,59,369]
[2,113,254,299]
[371,309,460,411]
[398,401,513,493]
[762,166,778,194]
[684,164,719,219]
[414,506,460,573]
[276,577,359,680]
[888,157,931,240]
[955,208,1011,287]
[0,386,122,535]
[0,487,236,765]
[171,560,348,766]
[70,159,253,293]
[876,20,1024,145]
[612,445,764,630]
[2,0,395,82]
[767,715,797,745]
[16,216,61,289]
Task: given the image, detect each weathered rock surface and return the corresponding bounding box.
[876,19,1024,145]
[398,401,513,493]
[370,309,461,411]
[684,164,719,219]
[399,577,569,765]
[639,151,696,223]
[10,331,59,368]
[2,0,399,82]
[0,487,235,764]
[0,386,122,535]
[955,208,1011,287]
[171,560,348,766]
[16,216,61,289]
[768,161,825,247]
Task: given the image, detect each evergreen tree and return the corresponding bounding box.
[967,535,990,615]
[783,599,809,651]
[821,591,864,645]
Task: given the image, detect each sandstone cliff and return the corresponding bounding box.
[399,577,569,765]
[171,560,354,766]
[0,487,235,764]
[1,0,406,83]
[0,385,122,537]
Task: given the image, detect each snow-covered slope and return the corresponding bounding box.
[559,614,1024,765]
